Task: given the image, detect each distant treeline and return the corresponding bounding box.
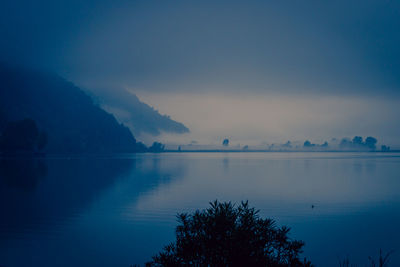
[172,137,391,152]
[301,136,386,151]
[272,136,389,152]
[0,118,168,154]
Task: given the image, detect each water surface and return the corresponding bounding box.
[0,152,399,266]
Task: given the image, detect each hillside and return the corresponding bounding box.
[90,87,189,137]
[0,65,145,153]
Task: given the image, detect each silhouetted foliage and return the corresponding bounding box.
[365,136,377,150]
[282,141,292,148]
[302,140,328,150]
[303,140,312,147]
[340,136,379,151]
[147,200,312,267]
[148,142,165,152]
[338,249,393,267]
[222,138,229,146]
[338,256,353,267]
[352,136,363,145]
[0,118,47,152]
[136,142,147,152]
[368,249,394,267]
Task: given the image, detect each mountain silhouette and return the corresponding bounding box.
[0,64,145,153]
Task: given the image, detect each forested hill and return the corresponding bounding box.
[91,88,189,137]
[0,64,146,153]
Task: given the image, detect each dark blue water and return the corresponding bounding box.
[0,152,399,266]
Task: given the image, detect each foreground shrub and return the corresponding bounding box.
[147,200,312,267]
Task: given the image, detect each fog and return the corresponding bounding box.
[1,0,399,146]
[138,92,400,147]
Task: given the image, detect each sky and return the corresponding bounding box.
[1,0,399,146]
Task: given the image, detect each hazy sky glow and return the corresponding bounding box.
[138,92,400,146]
[1,0,399,145]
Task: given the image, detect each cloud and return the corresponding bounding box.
[1,0,399,96]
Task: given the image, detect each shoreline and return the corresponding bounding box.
[1,150,399,159]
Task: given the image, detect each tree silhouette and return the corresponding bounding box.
[365,137,377,150]
[352,136,363,145]
[222,139,229,146]
[303,140,312,147]
[0,118,40,151]
[0,118,49,152]
[147,201,312,267]
[148,142,165,152]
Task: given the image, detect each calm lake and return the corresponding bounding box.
[0,152,400,266]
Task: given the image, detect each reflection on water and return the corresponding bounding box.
[0,159,47,190]
[0,153,399,266]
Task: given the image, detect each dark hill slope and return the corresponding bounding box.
[0,65,145,153]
